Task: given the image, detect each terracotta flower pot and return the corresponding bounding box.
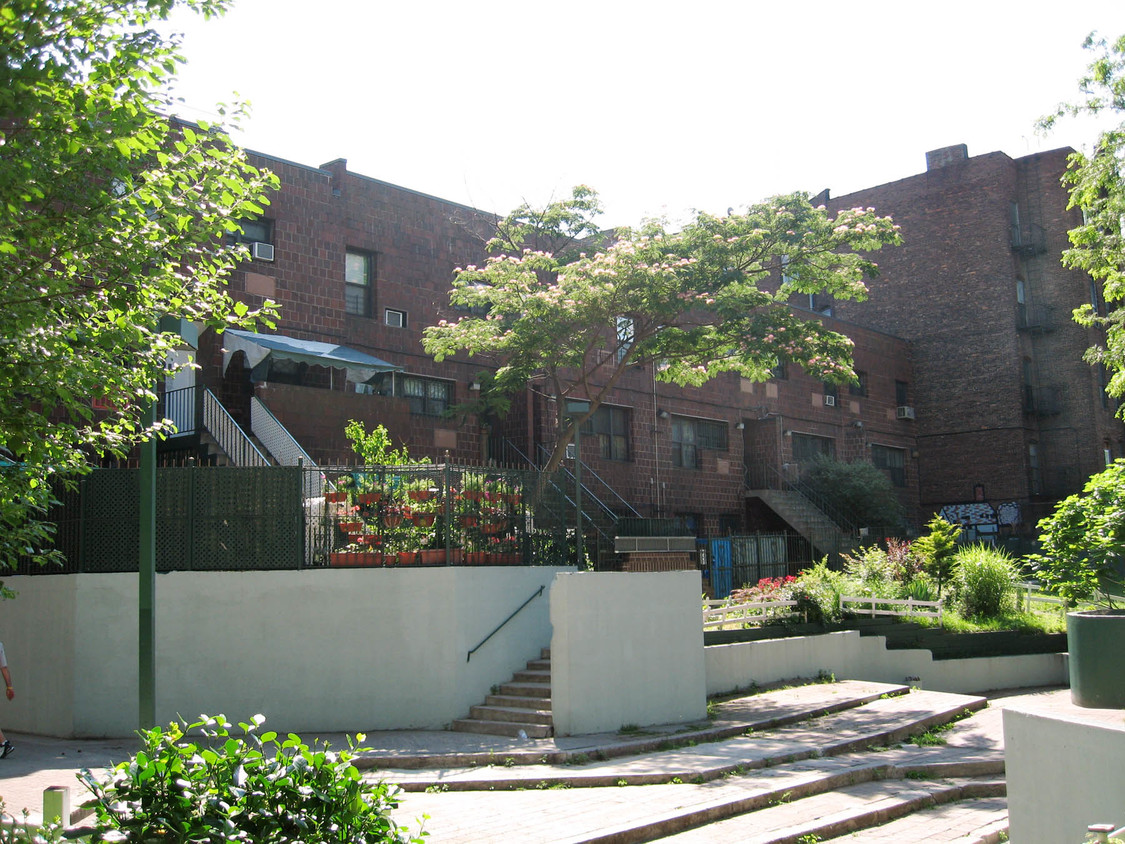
[357,492,383,505]
[412,513,436,527]
[325,492,348,503]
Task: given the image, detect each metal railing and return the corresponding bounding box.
[250,396,322,498]
[745,462,858,538]
[467,585,545,661]
[158,386,200,437]
[203,389,269,467]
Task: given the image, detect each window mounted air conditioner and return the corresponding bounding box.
[823,394,836,407]
[385,309,406,328]
[250,242,275,262]
[897,406,916,420]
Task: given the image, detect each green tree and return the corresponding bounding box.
[1040,33,1125,411]
[0,0,278,570]
[799,455,907,534]
[423,187,901,476]
[1032,460,1125,607]
[912,516,962,597]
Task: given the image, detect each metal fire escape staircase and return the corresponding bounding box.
[745,465,858,563]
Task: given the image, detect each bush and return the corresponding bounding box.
[790,559,848,623]
[799,455,906,533]
[78,714,424,843]
[953,544,1019,619]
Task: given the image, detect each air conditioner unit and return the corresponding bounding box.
[823,394,836,407]
[897,405,916,420]
[385,309,405,328]
[250,241,275,262]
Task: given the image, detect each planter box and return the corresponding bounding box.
[1068,610,1125,708]
[329,551,383,567]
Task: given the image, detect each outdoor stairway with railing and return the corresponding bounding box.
[451,649,553,739]
[369,679,1032,843]
[747,486,855,561]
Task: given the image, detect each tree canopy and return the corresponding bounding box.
[0,0,278,569]
[423,187,901,473]
[1041,32,1125,412]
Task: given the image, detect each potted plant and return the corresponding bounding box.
[1033,460,1125,707]
[460,471,487,501]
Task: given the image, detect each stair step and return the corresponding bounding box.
[484,694,552,711]
[469,705,553,726]
[526,658,551,671]
[498,681,551,698]
[511,669,551,683]
[450,719,552,739]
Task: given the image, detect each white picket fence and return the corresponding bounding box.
[703,598,801,630]
[839,594,943,624]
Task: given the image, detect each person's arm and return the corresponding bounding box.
[2,665,12,700]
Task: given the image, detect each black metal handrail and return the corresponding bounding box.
[467,585,545,662]
[744,462,858,537]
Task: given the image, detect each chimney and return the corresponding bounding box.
[925,145,969,171]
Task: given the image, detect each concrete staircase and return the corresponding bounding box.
[370,680,1025,843]
[748,487,856,561]
[451,649,553,739]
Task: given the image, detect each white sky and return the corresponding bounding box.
[163,0,1125,229]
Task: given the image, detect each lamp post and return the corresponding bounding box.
[565,399,590,569]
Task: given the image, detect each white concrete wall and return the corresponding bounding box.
[1005,707,1125,844]
[705,630,1067,696]
[1,567,568,737]
[549,571,706,736]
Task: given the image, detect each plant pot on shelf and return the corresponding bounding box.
[412,513,436,527]
[1067,609,1125,708]
[459,515,479,528]
[338,521,363,534]
[419,549,445,565]
[357,492,383,505]
[465,551,487,565]
[408,489,435,502]
[396,550,418,566]
[325,492,348,504]
[383,513,405,528]
[480,520,508,535]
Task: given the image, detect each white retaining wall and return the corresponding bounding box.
[550,571,707,736]
[705,630,1067,696]
[1,567,569,737]
[1005,705,1125,844]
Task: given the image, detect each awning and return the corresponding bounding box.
[221,330,401,385]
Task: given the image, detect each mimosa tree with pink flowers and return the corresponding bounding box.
[423,186,901,476]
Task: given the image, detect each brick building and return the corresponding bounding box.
[176,141,1118,556]
[825,144,1125,538]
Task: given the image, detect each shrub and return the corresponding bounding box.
[953,544,1019,619]
[912,516,962,596]
[799,455,906,534]
[1031,460,1125,607]
[790,559,848,623]
[78,714,424,843]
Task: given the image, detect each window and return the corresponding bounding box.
[345,250,372,316]
[615,317,634,364]
[771,361,788,380]
[872,444,906,487]
[823,383,838,405]
[895,380,909,407]
[792,433,835,463]
[850,371,868,397]
[671,416,727,469]
[582,405,631,461]
[365,372,452,416]
[234,218,273,245]
[401,375,451,417]
[385,308,406,328]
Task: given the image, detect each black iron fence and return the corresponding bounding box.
[14,463,577,574]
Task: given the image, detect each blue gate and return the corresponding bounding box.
[709,538,733,598]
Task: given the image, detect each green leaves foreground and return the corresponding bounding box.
[77,714,425,843]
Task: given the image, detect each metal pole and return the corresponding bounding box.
[574,423,582,569]
[139,398,156,729]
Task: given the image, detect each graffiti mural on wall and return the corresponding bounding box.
[938,500,1022,538]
